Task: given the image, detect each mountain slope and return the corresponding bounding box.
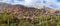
[0,3,60,18]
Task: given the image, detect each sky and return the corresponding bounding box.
[0,0,60,9]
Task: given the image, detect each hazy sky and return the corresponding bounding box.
[0,0,60,8]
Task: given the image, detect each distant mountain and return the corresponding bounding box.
[0,2,60,18]
[0,3,41,18]
[40,6,60,15]
[0,2,11,9]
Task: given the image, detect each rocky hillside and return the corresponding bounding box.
[0,2,60,18]
[0,3,60,26]
[0,3,41,18]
